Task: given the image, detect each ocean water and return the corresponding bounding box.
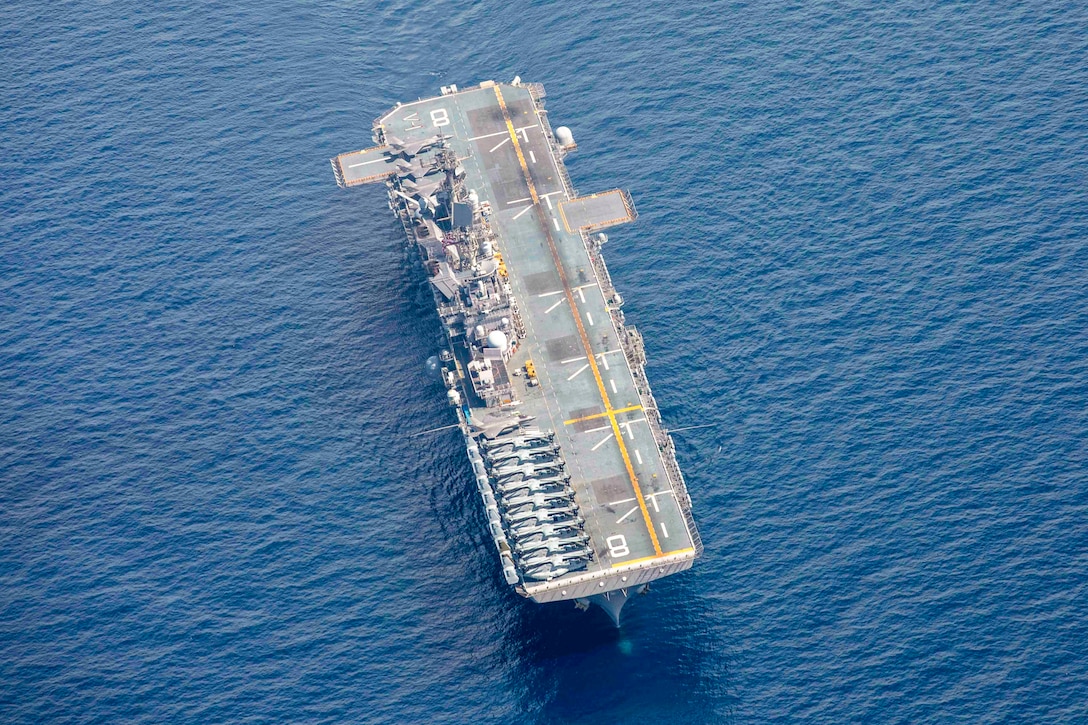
[3,0,1087,722]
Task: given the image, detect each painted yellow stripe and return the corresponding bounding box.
[557,198,572,233]
[495,88,539,205]
[610,548,696,568]
[493,85,662,556]
[563,404,643,426]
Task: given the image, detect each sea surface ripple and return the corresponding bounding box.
[2,1,1087,723]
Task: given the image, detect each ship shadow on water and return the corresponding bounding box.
[428,453,737,723]
[497,568,738,725]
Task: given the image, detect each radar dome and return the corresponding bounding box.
[555,126,575,147]
[486,330,509,350]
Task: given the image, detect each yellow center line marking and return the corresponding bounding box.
[563,404,643,426]
[494,85,662,557]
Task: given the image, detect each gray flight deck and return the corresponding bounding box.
[333,80,700,620]
[559,190,637,232]
[333,145,398,186]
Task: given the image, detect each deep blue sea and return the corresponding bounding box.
[3,1,1087,722]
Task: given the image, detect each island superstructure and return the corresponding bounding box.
[331,79,701,623]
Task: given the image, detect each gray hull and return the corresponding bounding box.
[332,79,701,624]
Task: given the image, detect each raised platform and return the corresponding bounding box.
[331,146,395,187]
[559,190,637,232]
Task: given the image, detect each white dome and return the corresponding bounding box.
[555,126,574,146]
[486,330,508,350]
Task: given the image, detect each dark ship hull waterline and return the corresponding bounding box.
[331,79,701,624]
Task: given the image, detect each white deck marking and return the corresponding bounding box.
[552,218,561,231]
[559,355,586,364]
[507,197,532,205]
[610,379,618,394]
[600,355,610,371]
[660,522,670,539]
[586,312,594,326]
[377,94,473,122]
[616,505,640,524]
[489,137,510,152]
[596,348,622,362]
[512,206,533,220]
[591,432,615,451]
[537,290,564,298]
[566,363,590,381]
[544,195,553,209]
[518,128,530,142]
[577,287,586,303]
[608,497,637,506]
[544,298,565,314]
[645,491,673,513]
[529,150,537,164]
[619,418,647,439]
[347,158,388,168]
[634,449,643,465]
[583,424,611,434]
[467,130,507,141]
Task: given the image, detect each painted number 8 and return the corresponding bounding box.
[606,534,630,559]
[430,108,450,127]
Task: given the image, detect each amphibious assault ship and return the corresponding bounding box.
[331,79,701,623]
